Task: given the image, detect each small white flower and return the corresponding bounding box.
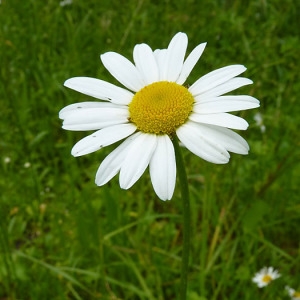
[60,32,259,200]
[59,0,72,7]
[254,112,266,133]
[24,162,31,168]
[286,286,300,300]
[252,267,281,288]
[4,157,11,164]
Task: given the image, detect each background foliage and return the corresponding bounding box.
[0,0,299,299]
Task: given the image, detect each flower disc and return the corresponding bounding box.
[129,81,194,135]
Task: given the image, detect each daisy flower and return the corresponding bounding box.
[286,286,300,300]
[59,32,259,200]
[252,267,281,288]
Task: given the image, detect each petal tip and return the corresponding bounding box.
[95,177,104,187]
[159,197,170,201]
[64,78,72,87]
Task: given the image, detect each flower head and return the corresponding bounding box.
[286,286,300,300]
[59,32,259,200]
[252,267,281,288]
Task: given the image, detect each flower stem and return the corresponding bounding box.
[172,136,190,300]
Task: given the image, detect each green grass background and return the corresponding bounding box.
[0,0,299,299]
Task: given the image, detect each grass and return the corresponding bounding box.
[1,0,300,299]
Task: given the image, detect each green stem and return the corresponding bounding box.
[172,136,190,300]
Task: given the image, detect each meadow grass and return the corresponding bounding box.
[1,0,299,299]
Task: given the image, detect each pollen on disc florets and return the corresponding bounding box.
[129,81,194,135]
[262,275,272,283]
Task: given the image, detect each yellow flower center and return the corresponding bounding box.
[262,275,272,283]
[293,291,300,297]
[129,81,194,135]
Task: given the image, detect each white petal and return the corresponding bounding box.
[62,107,129,131]
[95,133,140,186]
[71,123,136,157]
[163,32,188,81]
[176,42,207,85]
[194,77,253,100]
[101,52,145,92]
[189,112,249,130]
[177,122,230,164]
[64,77,133,105]
[192,124,249,154]
[133,43,159,84]
[59,102,120,119]
[193,95,260,113]
[153,49,168,81]
[119,133,157,189]
[189,65,247,96]
[149,135,176,201]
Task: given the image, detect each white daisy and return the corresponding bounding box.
[252,267,281,288]
[59,32,259,200]
[286,286,300,300]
